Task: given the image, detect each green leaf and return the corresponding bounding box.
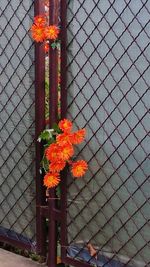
[56,185,61,198]
[38,129,54,142]
[51,40,61,50]
[52,123,61,133]
[51,42,57,49]
[41,156,49,173]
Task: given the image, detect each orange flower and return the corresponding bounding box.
[45,42,49,53]
[56,132,73,145]
[45,25,60,40]
[71,160,88,177]
[58,119,72,133]
[34,15,47,26]
[49,160,66,172]
[30,24,45,42]
[43,172,60,188]
[45,143,62,161]
[59,143,74,161]
[71,129,86,144]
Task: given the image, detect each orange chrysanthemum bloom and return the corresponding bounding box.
[59,143,74,161]
[56,132,73,145]
[45,143,62,161]
[43,172,60,188]
[30,24,45,42]
[72,129,86,144]
[58,119,72,133]
[49,160,66,172]
[34,15,46,26]
[71,160,88,177]
[45,42,49,53]
[45,25,60,40]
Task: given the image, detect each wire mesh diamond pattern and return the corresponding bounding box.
[65,0,150,266]
[0,0,35,245]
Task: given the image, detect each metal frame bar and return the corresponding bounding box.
[34,0,47,257]
[60,0,67,119]
[47,0,60,266]
[49,0,59,127]
[0,236,31,251]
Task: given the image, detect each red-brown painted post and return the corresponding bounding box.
[49,0,59,127]
[34,0,47,257]
[47,0,59,266]
[60,0,67,119]
[59,0,68,262]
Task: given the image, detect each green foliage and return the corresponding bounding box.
[38,126,62,174]
[38,129,54,142]
[51,40,60,50]
[52,122,61,133]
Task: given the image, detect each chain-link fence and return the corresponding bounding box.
[61,0,150,266]
[0,0,36,249]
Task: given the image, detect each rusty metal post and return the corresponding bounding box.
[35,0,47,257]
[47,0,59,266]
[60,0,67,119]
[59,0,68,262]
[49,0,59,127]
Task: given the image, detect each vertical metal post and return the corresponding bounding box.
[60,0,67,119]
[49,0,59,127]
[60,0,68,261]
[34,0,47,256]
[48,197,57,267]
[60,170,68,261]
[48,0,59,266]
[57,0,73,262]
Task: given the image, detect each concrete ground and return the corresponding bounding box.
[0,248,47,267]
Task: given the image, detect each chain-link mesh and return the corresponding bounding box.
[0,0,35,246]
[65,0,150,266]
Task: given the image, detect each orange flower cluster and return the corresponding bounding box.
[30,15,60,47]
[43,119,88,189]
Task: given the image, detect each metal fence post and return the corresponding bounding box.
[34,0,47,257]
[47,0,59,266]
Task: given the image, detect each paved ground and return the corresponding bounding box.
[0,249,47,267]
